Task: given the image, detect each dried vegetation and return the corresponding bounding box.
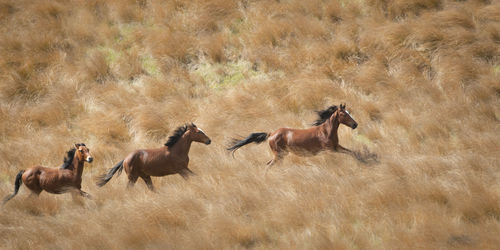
[0,0,499,249]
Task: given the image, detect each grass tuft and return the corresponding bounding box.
[0,0,499,249]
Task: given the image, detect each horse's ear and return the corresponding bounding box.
[74,143,80,149]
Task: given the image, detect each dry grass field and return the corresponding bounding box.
[0,0,499,249]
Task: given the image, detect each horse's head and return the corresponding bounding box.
[74,143,93,163]
[336,103,358,129]
[187,123,211,145]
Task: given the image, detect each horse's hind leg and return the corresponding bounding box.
[179,168,196,180]
[265,134,287,174]
[28,190,42,198]
[127,174,138,189]
[265,151,285,175]
[140,175,155,192]
[22,170,42,198]
[79,190,92,198]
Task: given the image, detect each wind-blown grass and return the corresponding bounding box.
[0,0,499,249]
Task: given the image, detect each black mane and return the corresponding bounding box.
[312,105,338,126]
[60,148,76,169]
[60,143,86,169]
[164,124,195,147]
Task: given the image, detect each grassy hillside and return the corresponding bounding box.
[0,0,499,249]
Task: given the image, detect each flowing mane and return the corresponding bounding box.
[60,143,87,169]
[164,124,196,147]
[312,105,338,126]
[60,148,76,169]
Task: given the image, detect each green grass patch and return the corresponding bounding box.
[353,133,374,146]
[192,59,265,90]
[142,54,160,77]
[97,46,122,66]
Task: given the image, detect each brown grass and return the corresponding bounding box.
[1,0,499,249]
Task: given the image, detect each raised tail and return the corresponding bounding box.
[96,160,124,187]
[2,170,25,205]
[227,132,269,156]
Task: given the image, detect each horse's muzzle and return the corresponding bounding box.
[87,157,94,163]
[352,123,358,129]
[205,139,212,145]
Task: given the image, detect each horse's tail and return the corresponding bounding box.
[96,160,124,187]
[2,170,25,205]
[227,132,269,156]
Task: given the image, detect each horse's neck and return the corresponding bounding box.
[70,155,85,178]
[169,135,193,156]
[324,114,340,140]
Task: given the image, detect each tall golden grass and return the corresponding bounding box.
[1,0,499,248]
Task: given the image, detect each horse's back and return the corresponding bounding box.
[21,165,50,192]
[271,127,319,143]
[270,127,324,155]
[22,165,51,179]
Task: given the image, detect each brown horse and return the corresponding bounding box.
[96,123,211,191]
[2,143,94,205]
[227,104,358,172]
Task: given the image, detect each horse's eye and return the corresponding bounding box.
[79,149,83,153]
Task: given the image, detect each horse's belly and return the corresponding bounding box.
[141,157,188,177]
[288,146,322,156]
[39,170,75,193]
[143,167,177,177]
[287,137,324,155]
[147,170,176,177]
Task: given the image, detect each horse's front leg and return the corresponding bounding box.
[334,144,367,163]
[336,144,354,155]
[72,189,92,200]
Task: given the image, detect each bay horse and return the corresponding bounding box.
[96,123,211,191]
[2,143,94,205]
[227,104,358,172]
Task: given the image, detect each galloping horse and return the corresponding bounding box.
[96,123,211,191]
[2,143,94,205]
[227,104,358,172]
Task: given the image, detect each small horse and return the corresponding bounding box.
[96,123,211,191]
[2,143,94,205]
[227,104,358,172]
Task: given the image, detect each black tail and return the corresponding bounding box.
[96,160,124,187]
[227,132,269,156]
[2,170,24,205]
